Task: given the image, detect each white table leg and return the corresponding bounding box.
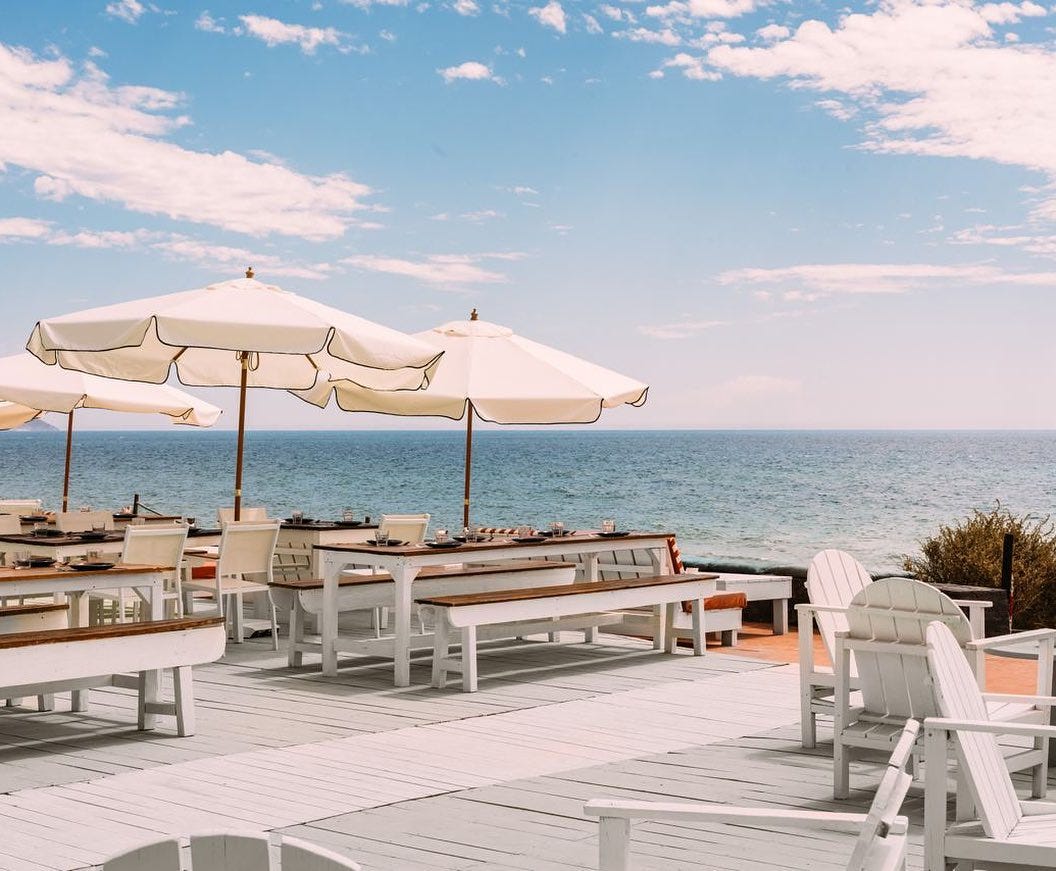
[321,552,340,676]
[392,562,417,687]
[141,573,164,729]
[585,554,599,643]
[69,590,89,711]
[773,598,789,635]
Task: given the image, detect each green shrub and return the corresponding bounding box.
[903,504,1056,630]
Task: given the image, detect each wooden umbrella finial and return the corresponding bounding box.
[245,266,255,279]
[469,308,478,321]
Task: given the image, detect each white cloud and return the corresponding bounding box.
[755,23,789,41]
[978,1,1046,23]
[239,15,346,54]
[459,209,504,221]
[153,238,333,280]
[105,0,145,23]
[48,228,153,248]
[662,53,722,80]
[615,27,682,45]
[584,13,604,33]
[718,262,1056,295]
[452,0,480,13]
[195,11,226,34]
[438,61,501,83]
[639,319,724,339]
[0,217,53,238]
[815,98,856,120]
[506,185,538,196]
[707,1,1056,221]
[952,224,1056,258]
[340,0,410,8]
[0,43,373,239]
[379,29,397,41]
[342,253,517,286]
[647,0,762,19]
[599,4,635,22]
[529,0,568,33]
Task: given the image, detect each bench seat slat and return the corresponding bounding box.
[416,573,719,608]
[0,616,224,650]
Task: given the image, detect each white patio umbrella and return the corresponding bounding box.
[299,310,649,526]
[0,401,41,430]
[0,353,221,510]
[26,270,444,518]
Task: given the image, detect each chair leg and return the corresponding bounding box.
[801,689,818,750]
[691,598,705,655]
[431,609,449,689]
[834,735,849,799]
[288,602,304,667]
[269,600,279,652]
[1032,735,1049,798]
[231,593,244,643]
[461,625,478,692]
[173,666,195,737]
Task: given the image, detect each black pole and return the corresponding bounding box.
[132,493,140,516]
[1000,532,1014,631]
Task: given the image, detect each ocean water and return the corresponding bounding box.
[1,429,1053,570]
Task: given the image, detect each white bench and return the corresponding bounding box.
[713,572,793,635]
[417,573,719,692]
[271,560,578,667]
[0,616,225,735]
[1,601,70,711]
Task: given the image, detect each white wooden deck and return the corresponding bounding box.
[0,625,1011,870]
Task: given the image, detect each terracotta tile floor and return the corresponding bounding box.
[713,622,1041,694]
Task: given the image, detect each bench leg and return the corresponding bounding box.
[230,593,244,643]
[288,601,304,667]
[691,598,705,655]
[72,689,89,712]
[461,625,478,693]
[663,603,678,653]
[138,669,160,731]
[720,628,737,647]
[432,609,449,689]
[37,694,54,711]
[652,604,665,650]
[173,665,195,737]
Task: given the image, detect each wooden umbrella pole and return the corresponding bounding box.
[62,409,74,512]
[233,352,249,521]
[462,400,474,529]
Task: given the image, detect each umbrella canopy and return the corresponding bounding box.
[26,271,444,517]
[0,353,221,509]
[299,311,649,525]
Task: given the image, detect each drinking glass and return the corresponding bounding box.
[185,516,197,528]
[374,529,389,546]
[14,550,30,567]
[601,518,617,534]
[79,505,91,513]
[92,521,106,533]
[342,508,355,523]
[291,510,304,524]
[86,549,101,561]
[434,528,448,543]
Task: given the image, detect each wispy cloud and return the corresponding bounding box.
[105,0,146,24]
[238,15,349,54]
[0,217,53,239]
[639,319,724,339]
[438,61,502,83]
[0,43,373,239]
[452,0,480,15]
[718,262,1056,296]
[529,0,567,33]
[342,252,522,287]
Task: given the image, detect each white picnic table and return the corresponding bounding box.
[315,531,677,686]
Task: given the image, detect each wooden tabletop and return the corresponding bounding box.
[314,531,675,555]
[281,521,379,531]
[0,563,172,583]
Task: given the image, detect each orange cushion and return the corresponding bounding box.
[191,565,216,580]
[683,591,748,613]
[666,536,684,574]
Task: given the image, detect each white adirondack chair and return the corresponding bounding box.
[924,620,1056,871]
[103,832,361,870]
[833,577,1052,800]
[586,719,919,871]
[798,549,989,749]
[183,521,280,647]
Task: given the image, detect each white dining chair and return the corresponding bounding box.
[90,525,189,623]
[379,513,430,544]
[217,506,268,524]
[56,509,115,532]
[183,521,280,647]
[0,499,43,515]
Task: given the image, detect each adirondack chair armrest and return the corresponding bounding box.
[1020,801,1056,816]
[953,599,992,610]
[968,628,1056,649]
[980,692,1056,707]
[795,603,849,615]
[584,799,870,831]
[924,716,1056,740]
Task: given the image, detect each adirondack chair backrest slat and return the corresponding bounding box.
[925,621,1022,839]
[103,838,181,871]
[103,833,361,870]
[191,833,271,871]
[807,549,873,668]
[848,578,972,720]
[846,720,918,871]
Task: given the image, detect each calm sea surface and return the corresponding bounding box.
[1,429,1053,570]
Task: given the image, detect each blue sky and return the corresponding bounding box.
[2,0,1055,429]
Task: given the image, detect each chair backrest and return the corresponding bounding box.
[56,510,114,532]
[380,513,430,544]
[121,525,188,577]
[0,514,21,534]
[217,506,268,523]
[0,499,42,515]
[926,620,1022,840]
[217,521,280,581]
[845,719,918,871]
[103,832,361,870]
[807,549,873,665]
[847,577,972,720]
